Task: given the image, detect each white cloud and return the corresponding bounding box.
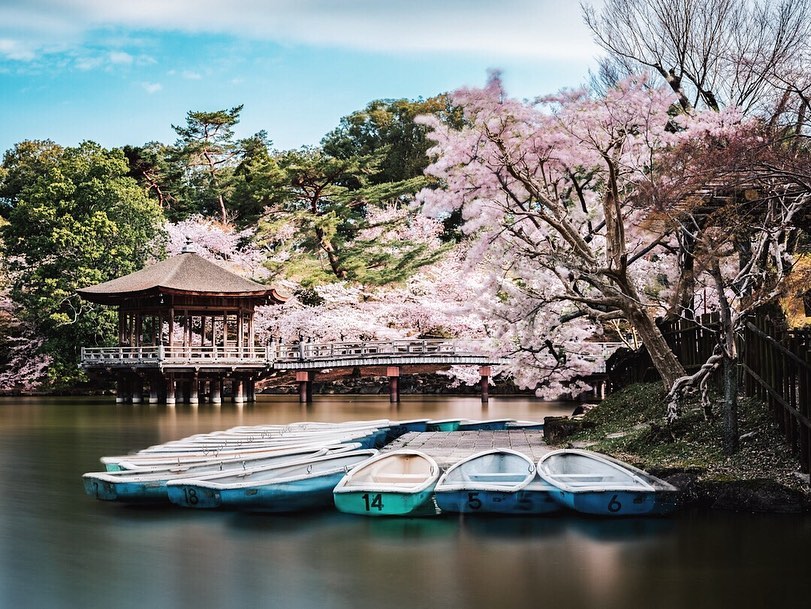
[181,70,202,80]
[0,1,601,62]
[141,81,162,93]
[0,38,37,61]
[109,51,133,64]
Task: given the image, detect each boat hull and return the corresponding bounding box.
[552,488,675,516]
[435,488,558,514]
[333,488,437,516]
[167,473,346,511]
[82,476,166,503]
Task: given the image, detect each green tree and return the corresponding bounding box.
[172,105,244,224]
[258,147,443,286]
[230,131,286,227]
[122,141,185,219]
[0,141,164,387]
[321,95,462,183]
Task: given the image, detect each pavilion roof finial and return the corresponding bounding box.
[181,236,197,254]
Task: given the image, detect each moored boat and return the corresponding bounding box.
[166,449,379,511]
[456,419,514,431]
[434,448,559,515]
[426,418,462,432]
[333,449,440,516]
[504,420,545,431]
[82,445,343,503]
[537,449,679,516]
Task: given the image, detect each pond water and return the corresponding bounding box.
[0,395,809,609]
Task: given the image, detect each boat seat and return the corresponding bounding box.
[466,473,526,482]
[374,474,426,483]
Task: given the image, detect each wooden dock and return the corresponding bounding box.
[382,430,552,469]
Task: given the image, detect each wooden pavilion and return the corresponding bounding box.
[78,241,287,405]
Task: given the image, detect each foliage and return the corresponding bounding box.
[256,147,441,286]
[563,383,804,491]
[321,95,463,184]
[0,141,164,387]
[418,74,705,393]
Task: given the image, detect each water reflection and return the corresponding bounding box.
[0,395,809,609]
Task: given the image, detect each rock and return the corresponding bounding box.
[544,416,586,445]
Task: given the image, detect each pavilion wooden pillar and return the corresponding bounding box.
[115,373,126,405]
[480,366,491,404]
[189,373,199,405]
[165,374,176,406]
[387,366,400,403]
[211,377,223,405]
[148,375,159,404]
[232,378,245,404]
[131,376,143,404]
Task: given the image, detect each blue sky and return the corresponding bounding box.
[0,0,605,154]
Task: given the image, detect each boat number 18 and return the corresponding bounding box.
[362,493,384,511]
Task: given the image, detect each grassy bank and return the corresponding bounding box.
[551,383,810,508]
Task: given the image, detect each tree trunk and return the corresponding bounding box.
[626,304,686,390]
[723,354,740,455]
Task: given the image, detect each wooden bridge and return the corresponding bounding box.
[81,339,505,404]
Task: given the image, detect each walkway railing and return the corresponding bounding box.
[81,339,489,368]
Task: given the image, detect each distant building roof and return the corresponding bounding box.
[77,252,288,305]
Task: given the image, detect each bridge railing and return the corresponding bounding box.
[81,339,482,367]
[273,339,461,362]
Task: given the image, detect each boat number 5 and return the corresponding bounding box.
[362,493,384,511]
[467,492,482,510]
[607,494,622,513]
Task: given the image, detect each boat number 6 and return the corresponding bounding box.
[607,494,622,513]
[467,492,482,510]
[362,493,384,511]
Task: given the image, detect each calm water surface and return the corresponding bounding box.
[0,395,809,609]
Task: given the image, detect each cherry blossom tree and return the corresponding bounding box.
[418,74,691,392]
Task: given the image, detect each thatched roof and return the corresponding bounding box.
[77,252,287,305]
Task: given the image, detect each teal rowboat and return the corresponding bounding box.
[538,449,679,516]
[166,449,378,511]
[434,448,560,515]
[426,419,462,432]
[82,445,348,503]
[333,450,440,516]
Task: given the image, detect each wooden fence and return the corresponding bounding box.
[741,317,811,473]
[605,312,811,473]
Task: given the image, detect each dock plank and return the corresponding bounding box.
[382,430,551,469]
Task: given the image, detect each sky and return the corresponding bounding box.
[0,0,606,155]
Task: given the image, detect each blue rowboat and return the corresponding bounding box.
[537,449,679,516]
[456,419,514,431]
[434,448,560,515]
[82,445,349,503]
[504,420,545,431]
[383,419,430,443]
[166,449,378,511]
[333,450,441,516]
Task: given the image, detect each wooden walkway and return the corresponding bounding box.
[382,430,552,469]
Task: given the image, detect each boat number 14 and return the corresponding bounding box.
[362,493,384,511]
